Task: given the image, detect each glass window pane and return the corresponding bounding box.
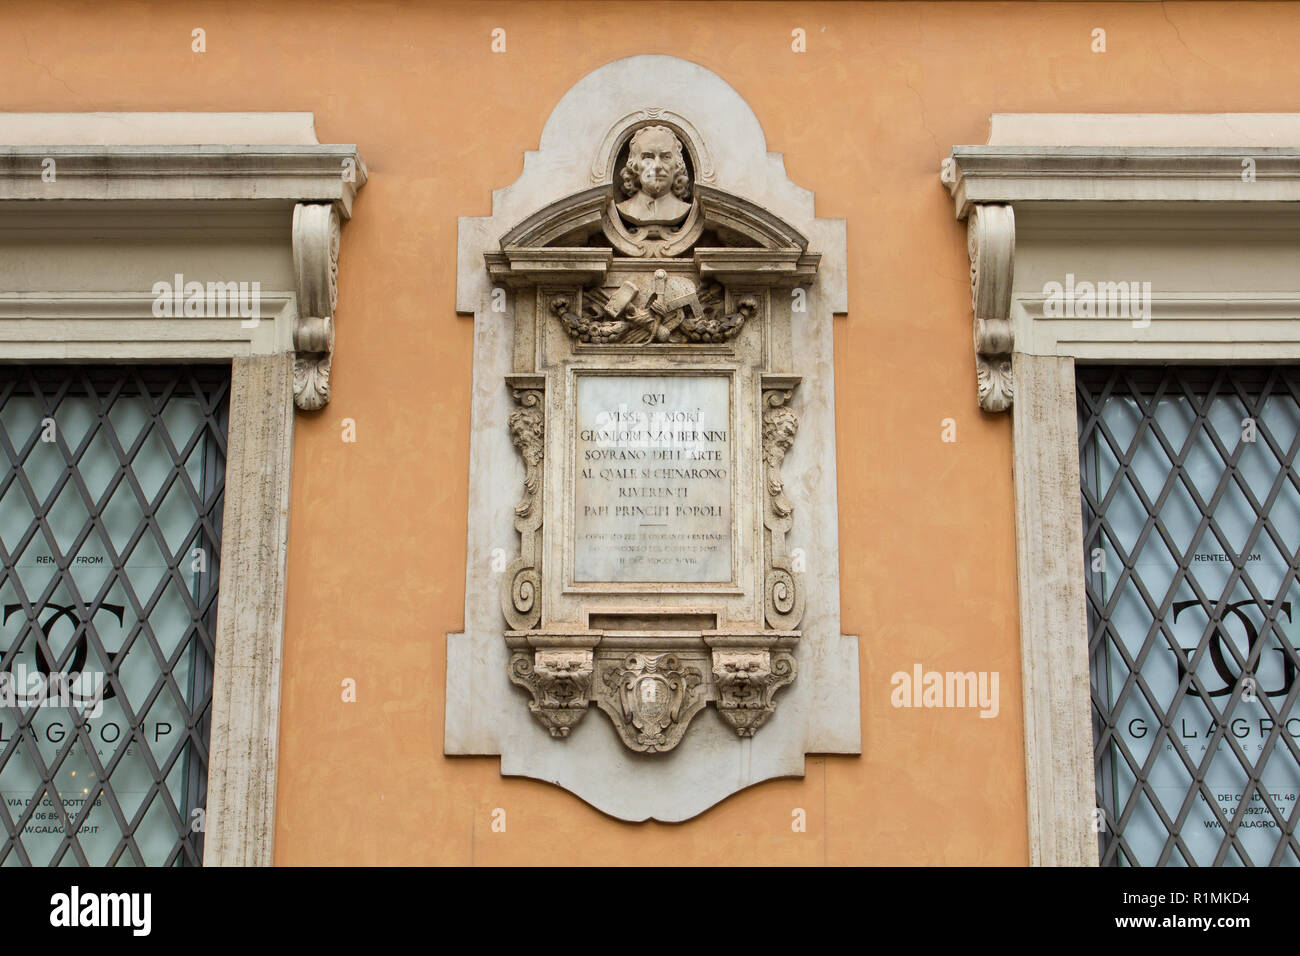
[1080,366,1300,867]
[0,366,228,866]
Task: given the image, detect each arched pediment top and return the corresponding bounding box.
[695,185,809,252]
[496,183,811,254]
[458,54,846,314]
[497,185,609,250]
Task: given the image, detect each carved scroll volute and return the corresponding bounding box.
[761,377,805,630]
[292,203,341,411]
[502,376,545,631]
[967,203,1015,413]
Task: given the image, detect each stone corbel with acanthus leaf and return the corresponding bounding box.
[964,203,1015,413]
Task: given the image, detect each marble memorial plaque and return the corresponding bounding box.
[574,374,732,582]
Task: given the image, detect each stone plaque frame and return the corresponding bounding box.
[447,56,859,821]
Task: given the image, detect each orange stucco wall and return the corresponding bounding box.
[6,0,1297,864]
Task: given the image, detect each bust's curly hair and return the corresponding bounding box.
[619,126,691,201]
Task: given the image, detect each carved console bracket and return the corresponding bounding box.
[966,203,1016,413]
[707,633,798,737]
[291,202,342,411]
[761,374,805,629]
[506,633,596,738]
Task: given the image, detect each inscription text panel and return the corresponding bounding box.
[574,374,732,582]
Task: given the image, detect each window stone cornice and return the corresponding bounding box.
[0,113,366,412]
[0,145,365,215]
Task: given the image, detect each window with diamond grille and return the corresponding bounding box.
[1079,365,1300,866]
[0,365,228,866]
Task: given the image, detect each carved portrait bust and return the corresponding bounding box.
[616,125,693,227]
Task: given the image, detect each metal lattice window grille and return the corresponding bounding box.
[0,365,228,866]
[1079,365,1300,866]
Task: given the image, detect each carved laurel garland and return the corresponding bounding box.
[966,203,1015,413]
[550,276,757,345]
[291,202,341,411]
[761,379,805,629]
[501,376,545,631]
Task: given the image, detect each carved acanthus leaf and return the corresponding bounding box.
[291,203,341,411]
[761,382,805,629]
[967,203,1015,413]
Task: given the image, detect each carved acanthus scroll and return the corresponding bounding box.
[501,376,545,631]
[967,203,1015,413]
[291,202,341,411]
[761,378,805,630]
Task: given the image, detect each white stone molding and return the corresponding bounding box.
[942,113,1300,866]
[946,147,1300,219]
[1012,292,1300,360]
[204,353,296,867]
[0,146,363,214]
[0,291,294,360]
[1011,353,1098,867]
[0,113,366,865]
[0,111,364,215]
[450,56,857,821]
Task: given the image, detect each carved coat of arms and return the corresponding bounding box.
[596,654,707,753]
